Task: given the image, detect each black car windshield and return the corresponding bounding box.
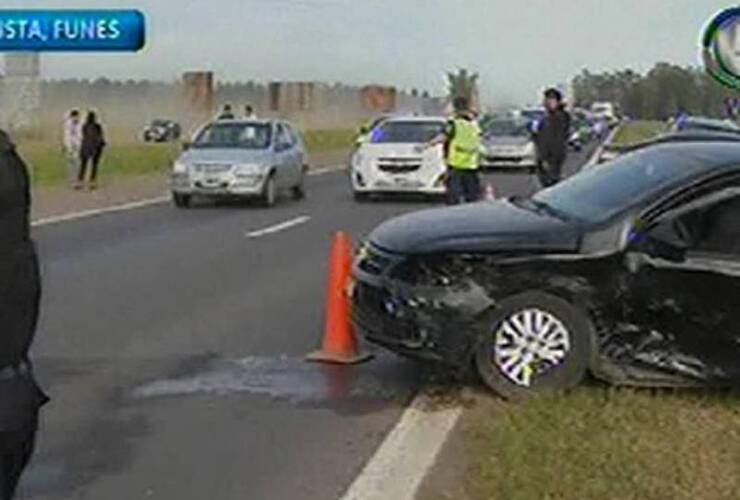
[371,121,445,144]
[194,123,272,149]
[532,147,712,223]
[483,119,529,137]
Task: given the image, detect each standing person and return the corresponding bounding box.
[217,104,235,120]
[62,109,81,187]
[244,104,257,119]
[0,129,49,500]
[535,88,571,188]
[423,96,482,204]
[77,111,106,191]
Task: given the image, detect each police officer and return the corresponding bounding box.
[0,130,48,500]
[535,88,571,188]
[424,96,482,203]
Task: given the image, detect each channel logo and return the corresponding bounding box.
[0,10,145,52]
[703,7,740,90]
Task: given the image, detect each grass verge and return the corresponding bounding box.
[610,120,665,147]
[462,386,740,500]
[17,127,355,188]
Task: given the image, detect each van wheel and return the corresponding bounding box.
[474,291,593,400]
[261,175,277,207]
[172,193,191,208]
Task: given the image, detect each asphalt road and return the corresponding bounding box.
[22,146,594,500]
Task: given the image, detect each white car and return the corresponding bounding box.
[480,118,538,170]
[350,117,448,200]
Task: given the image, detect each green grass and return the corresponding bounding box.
[302,128,356,153]
[610,120,665,147]
[18,141,180,187]
[463,386,740,500]
[17,127,355,188]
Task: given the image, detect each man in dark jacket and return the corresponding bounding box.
[0,130,48,500]
[535,88,571,188]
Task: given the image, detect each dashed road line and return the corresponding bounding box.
[245,215,311,238]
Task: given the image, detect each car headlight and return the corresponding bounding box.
[172,161,189,174]
[234,164,265,178]
[351,152,364,169]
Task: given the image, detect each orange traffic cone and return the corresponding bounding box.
[307,232,373,364]
[484,183,496,201]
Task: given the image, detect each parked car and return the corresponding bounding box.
[479,118,537,170]
[142,119,181,142]
[352,135,740,398]
[170,119,306,208]
[350,116,447,201]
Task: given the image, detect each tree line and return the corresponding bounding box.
[572,63,736,120]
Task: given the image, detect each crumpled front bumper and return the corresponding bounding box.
[351,252,495,365]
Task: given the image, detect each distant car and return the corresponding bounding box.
[518,107,546,134]
[350,116,447,200]
[670,116,740,135]
[170,119,306,208]
[591,101,619,126]
[142,119,181,143]
[352,137,740,398]
[568,113,593,152]
[479,118,537,170]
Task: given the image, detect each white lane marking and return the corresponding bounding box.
[31,195,170,227]
[339,392,463,500]
[30,165,346,227]
[245,215,311,238]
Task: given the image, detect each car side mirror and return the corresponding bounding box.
[182,141,192,151]
[359,125,369,135]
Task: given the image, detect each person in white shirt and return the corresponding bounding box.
[62,110,81,187]
[244,104,257,120]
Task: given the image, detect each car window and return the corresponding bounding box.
[194,122,272,149]
[649,187,740,258]
[371,121,446,144]
[532,147,720,224]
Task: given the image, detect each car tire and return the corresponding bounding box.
[261,174,277,207]
[474,291,593,399]
[291,174,306,200]
[172,192,191,208]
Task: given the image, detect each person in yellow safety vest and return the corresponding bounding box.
[422,96,482,204]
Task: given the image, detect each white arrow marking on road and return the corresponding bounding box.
[245,215,311,238]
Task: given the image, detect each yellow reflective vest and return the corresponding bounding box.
[447,118,481,170]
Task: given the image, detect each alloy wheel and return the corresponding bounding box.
[492,308,571,387]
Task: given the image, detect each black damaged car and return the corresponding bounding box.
[352,136,740,398]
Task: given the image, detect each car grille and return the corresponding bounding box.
[377,157,422,173]
[194,163,232,174]
[484,155,524,163]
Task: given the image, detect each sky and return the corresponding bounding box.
[0,0,731,105]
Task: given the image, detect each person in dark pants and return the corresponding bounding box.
[76,111,106,191]
[423,96,482,204]
[0,130,48,500]
[535,88,571,188]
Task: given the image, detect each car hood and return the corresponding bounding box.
[179,148,273,165]
[359,143,423,159]
[483,136,531,147]
[369,199,582,254]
